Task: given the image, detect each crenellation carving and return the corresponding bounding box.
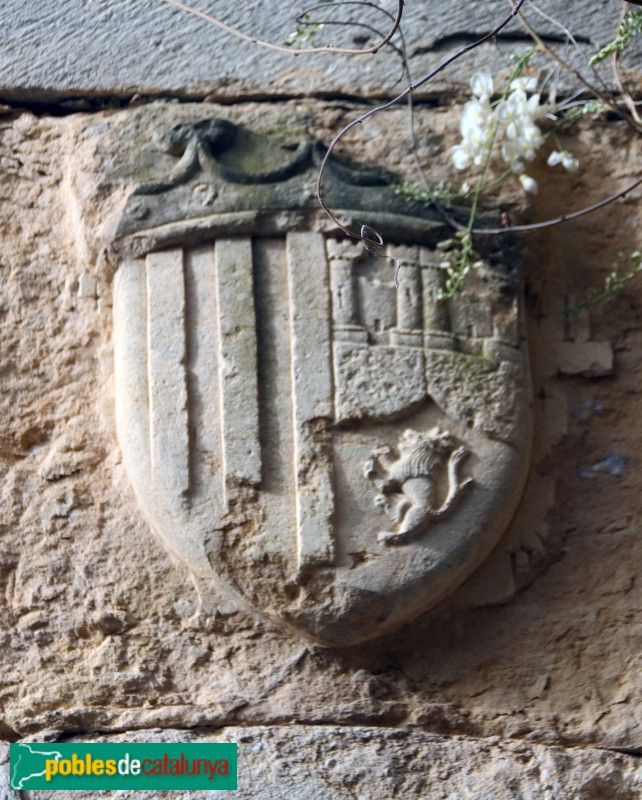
[420,260,452,344]
[326,238,364,262]
[330,259,359,328]
[326,238,520,365]
[419,255,457,352]
[449,295,494,342]
[326,238,523,429]
[354,272,397,342]
[395,261,422,333]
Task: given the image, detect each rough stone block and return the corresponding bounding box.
[0,1,636,100]
[556,341,614,378]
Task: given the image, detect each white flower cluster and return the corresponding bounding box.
[452,72,579,194]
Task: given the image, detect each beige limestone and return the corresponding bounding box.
[107,115,533,645]
[3,728,642,800]
[3,1,638,102]
[0,100,640,796]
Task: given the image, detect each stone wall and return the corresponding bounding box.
[1,3,641,798]
[1,0,636,100]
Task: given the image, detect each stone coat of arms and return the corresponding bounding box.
[109,118,532,645]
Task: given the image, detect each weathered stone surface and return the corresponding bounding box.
[0,99,640,779]
[333,342,427,419]
[3,728,641,799]
[555,341,614,378]
[1,1,638,101]
[105,114,533,645]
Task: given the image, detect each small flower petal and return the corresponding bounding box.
[519,174,538,194]
[511,76,538,93]
[521,123,543,147]
[470,72,493,100]
[547,150,580,172]
[452,145,472,170]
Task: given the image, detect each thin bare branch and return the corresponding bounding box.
[613,53,642,129]
[613,4,642,130]
[300,2,411,85]
[528,1,613,100]
[162,0,642,247]
[315,0,530,243]
[463,1,642,234]
[472,173,642,235]
[295,16,406,65]
[159,0,404,56]
[510,0,640,133]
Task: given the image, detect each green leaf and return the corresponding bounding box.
[589,10,642,66]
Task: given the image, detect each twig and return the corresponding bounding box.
[297,1,408,83]
[295,16,405,66]
[613,5,642,130]
[304,0,421,186]
[613,54,642,129]
[159,0,404,56]
[466,2,642,235]
[510,0,640,133]
[315,0,531,244]
[472,173,642,235]
[528,1,613,101]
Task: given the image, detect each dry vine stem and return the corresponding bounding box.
[313,0,529,248]
[159,0,404,55]
[511,0,641,134]
[292,1,411,83]
[464,0,642,235]
[471,175,642,235]
[163,0,641,247]
[613,3,642,129]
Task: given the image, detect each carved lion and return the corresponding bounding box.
[364,427,473,545]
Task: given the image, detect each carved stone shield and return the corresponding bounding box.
[111,118,532,645]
